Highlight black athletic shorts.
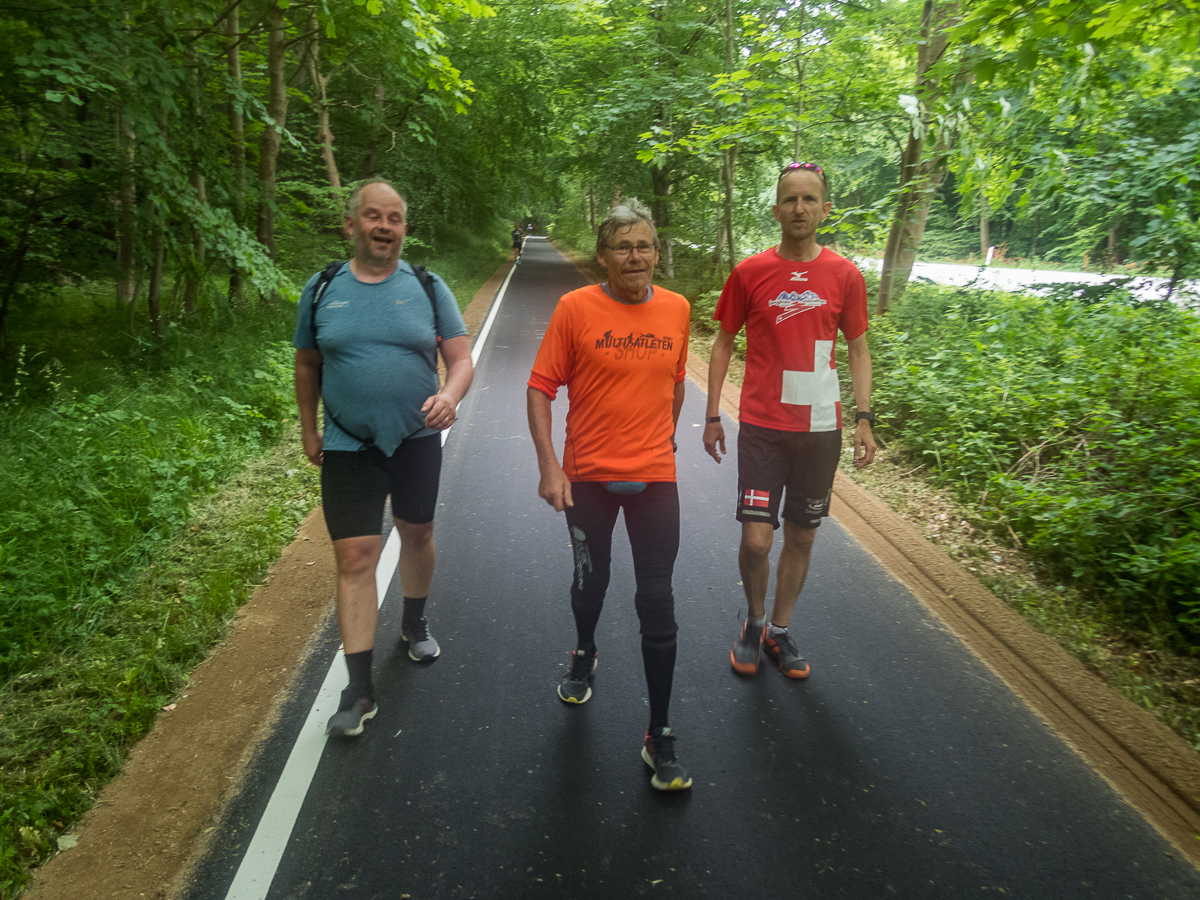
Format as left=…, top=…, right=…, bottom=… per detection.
left=736, top=423, right=842, bottom=529
left=320, top=434, right=442, bottom=540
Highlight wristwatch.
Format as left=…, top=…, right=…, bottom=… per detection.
left=855, top=411, right=876, bottom=426
left=706, top=416, right=721, bottom=424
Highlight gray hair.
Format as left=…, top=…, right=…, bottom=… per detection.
left=596, top=198, right=657, bottom=255
left=348, top=179, right=407, bottom=220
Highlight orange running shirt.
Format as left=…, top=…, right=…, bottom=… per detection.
left=528, top=283, right=690, bottom=482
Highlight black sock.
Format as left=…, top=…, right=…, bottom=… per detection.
left=344, top=649, right=374, bottom=702
left=576, top=641, right=597, bottom=656
left=402, top=596, right=427, bottom=630
left=642, top=636, right=677, bottom=731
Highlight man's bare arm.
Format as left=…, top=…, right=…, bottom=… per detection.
left=294, top=348, right=324, bottom=467
left=423, top=335, right=474, bottom=430
left=527, top=387, right=573, bottom=511
left=846, top=332, right=876, bottom=469
left=702, top=329, right=735, bottom=463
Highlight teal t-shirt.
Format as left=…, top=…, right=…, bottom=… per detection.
left=292, top=261, right=468, bottom=455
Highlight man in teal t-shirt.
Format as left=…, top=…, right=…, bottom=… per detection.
left=293, top=179, right=473, bottom=737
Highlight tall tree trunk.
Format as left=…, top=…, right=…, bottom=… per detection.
left=722, top=146, right=737, bottom=275
left=184, top=52, right=207, bottom=315
left=359, top=82, right=386, bottom=178
left=875, top=0, right=959, bottom=315
left=720, top=0, right=738, bottom=276
left=793, top=1, right=807, bottom=160
left=980, top=207, right=990, bottom=259
left=228, top=5, right=245, bottom=302
left=116, top=105, right=137, bottom=309
left=651, top=163, right=675, bottom=279
left=255, top=0, right=289, bottom=261
left=147, top=219, right=164, bottom=338
left=184, top=171, right=206, bottom=314
left=588, top=185, right=596, bottom=233
left=307, top=17, right=341, bottom=189
left=0, top=174, right=45, bottom=355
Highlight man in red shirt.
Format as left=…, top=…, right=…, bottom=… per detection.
left=703, top=162, right=876, bottom=680
left=527, top=199, right=693, bottom=790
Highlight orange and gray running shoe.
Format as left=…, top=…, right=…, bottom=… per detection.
left=763, top=628, right=810, bottom=679
left=730, top=618, right=765, bottom=675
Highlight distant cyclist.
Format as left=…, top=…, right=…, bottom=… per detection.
left=527, top=199, right=693, bottom=791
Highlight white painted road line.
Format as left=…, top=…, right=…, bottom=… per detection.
left=222, top=261, right=517, bottom=899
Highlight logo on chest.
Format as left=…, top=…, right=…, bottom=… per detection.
left=594, top=330, right=674, bottom=361
left=769, top=290, right=826, bottom=324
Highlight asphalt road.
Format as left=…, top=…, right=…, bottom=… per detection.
left=185, top=239, right=1200, bottom=899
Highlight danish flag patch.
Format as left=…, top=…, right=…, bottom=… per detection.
left=742, top=489, right=771, bottom=509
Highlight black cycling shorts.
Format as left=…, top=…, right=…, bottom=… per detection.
left=736, top=423, right=842, bottom=530
left=321, top=435, right=442, bottom=540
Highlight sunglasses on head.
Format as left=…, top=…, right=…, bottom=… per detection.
left=778, top=161, right=826, bottom=183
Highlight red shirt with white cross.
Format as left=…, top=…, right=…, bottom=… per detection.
left=714, top=246, right=868, bottom=433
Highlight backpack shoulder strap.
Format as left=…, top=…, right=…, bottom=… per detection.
left=409, top=264, right=441, bottom=340
left=309, top=260, right=347, bottom=342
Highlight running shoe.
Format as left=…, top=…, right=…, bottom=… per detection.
left=400, top=616, right=441, bottom=663
left=557, top=650, right=597, bottom=704
left=326, top=689, right=377, bottom=737
left=641, top=727, right=693, bottom=791
left=763, top=628, right=810, bottom=679
left=730, top=618, right=765, bottom=675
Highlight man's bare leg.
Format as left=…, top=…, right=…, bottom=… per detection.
left=328, top=533, right=384, bottom=734
left=737, top=521, right=775, bottom=618
left=395, top=518, right=440, bottom=661
left=332, top=534, right=384, bottom=654
left=769, top=521, right=817, bottom=627
left=763, top=521, right=816, bottom=679
left=394, top=518, right=435, bottom=597
left=732, top=521, right=775, bottom=673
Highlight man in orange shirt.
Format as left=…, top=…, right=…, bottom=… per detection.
left=527, top=200, right=693, bottom=791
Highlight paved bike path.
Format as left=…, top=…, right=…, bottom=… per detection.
left=185, top=240, right=1200, bottom=899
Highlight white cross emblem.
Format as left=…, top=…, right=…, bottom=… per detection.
left=780, top=339, right=840, bottom=430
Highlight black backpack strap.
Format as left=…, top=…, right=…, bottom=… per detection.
left=409, top=263, right=441, bottom=340
left=309, top=260, right=347, bottom=344
left=307, top=260, right=374, bottom=447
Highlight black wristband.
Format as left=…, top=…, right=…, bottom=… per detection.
left=706, top=416, right=721, bottom=424
left=855, top=411, right=876, bottom=426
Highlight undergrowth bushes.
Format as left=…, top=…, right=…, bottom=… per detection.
left=871, top=284, right=1200, bottom=637
left=0, top=313, right=296, bottom=683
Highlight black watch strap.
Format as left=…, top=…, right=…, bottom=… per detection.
left=706, top=415, right=721, bottom=424
left=855, top=411, right=876, bottom=426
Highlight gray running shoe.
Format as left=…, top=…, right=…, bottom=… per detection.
left=730, top=618, right=764, bottom=675
left=401, top=616, right=441, bottom=662
left=763, top=628, right=810, bottom=679
left=557, top=650, right=597, bottom=704
left=642, top=727, right=693, bottom=791
left=326, top=690, right=377, bottom=737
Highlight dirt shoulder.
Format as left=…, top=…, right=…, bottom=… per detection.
left=22, top=253, right=1200, bottom=900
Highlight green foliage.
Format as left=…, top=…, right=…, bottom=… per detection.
left=0, top=305, right=300, bottom=684
left=872, top=284, right=1200, bottom=635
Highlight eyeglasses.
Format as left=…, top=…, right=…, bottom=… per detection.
left=607, top=242, right=657, bottom=258
left=778, top=161, right=826, bottom=183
